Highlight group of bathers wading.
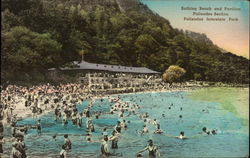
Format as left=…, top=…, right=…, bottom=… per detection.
left=0, top=84, right=219, bottom=158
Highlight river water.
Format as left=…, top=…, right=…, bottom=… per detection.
left=3, top=87, right=249, bottom=157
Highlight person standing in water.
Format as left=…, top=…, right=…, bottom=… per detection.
left=59, top=144, right=67, bottom=158
left=109, top=130, right=119, bottom=153
left=64, top=134, right=72, bottom=151
left=138, top=139, right=161, bottom=158
left=114, top=121, right=122, bottom=134
left=101, top=137, right=110, bottom=157
left=37, top=119, right=42, bottom=135
left=102, top=128, right=108, bottom=140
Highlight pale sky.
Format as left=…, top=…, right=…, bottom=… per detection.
left=141, top=0, right=249, bottom=59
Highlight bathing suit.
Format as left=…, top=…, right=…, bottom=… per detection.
left=116, top=125, right=121, bottom=133
left=101, top=142, right=109, bottom=156
left=111, top=137, right=118, bottom=149
left=37, top=124, right=41, bottom=130
left=148, top=145, right=157, bottom=158
left=32, top=107, right=37, bottom=113
left=86, top=111, right=90, bottom=117
left=65, top=139, right=72, bottom=150
left=60, top=150, right=66, bottom=158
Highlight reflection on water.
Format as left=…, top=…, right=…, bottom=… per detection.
left=4, top=89, right=249, bottom=157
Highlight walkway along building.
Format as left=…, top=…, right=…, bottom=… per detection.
left=48, top=60, right=162, bottom=91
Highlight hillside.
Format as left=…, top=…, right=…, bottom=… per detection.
left=1, top=0, right=249, bottom=84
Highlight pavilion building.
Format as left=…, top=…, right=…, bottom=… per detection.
left=48, top=60, right=162, bottom=90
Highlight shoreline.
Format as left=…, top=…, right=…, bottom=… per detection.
left=3, top=84, right=249, bottom=124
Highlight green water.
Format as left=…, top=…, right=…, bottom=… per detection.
left=189, top=87, right=249, bottom=127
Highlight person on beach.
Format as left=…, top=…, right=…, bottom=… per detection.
left=138, top=139, right=161, bottom=158
left=77, top=112, right=83, bottom=128
left=54, top=105, right=61, bottom=122
left=31, top=105, right=38, bottom=119
left=60, top=144, right=67, bottom=158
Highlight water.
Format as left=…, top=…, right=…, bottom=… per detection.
left=3, top=88, right=249, bottom=157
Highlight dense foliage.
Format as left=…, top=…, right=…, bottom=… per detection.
left=1, top=0, right=249, bottom=84
left=163, top=65, right=186, bottom=84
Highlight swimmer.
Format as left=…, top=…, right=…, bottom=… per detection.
left=138, top=139, right=161, bottom=158
left=121, top=120, right=127, bottom=130
left=175, top=131, right=187, bottom=140
left=202, top=127, right=211, bottom=135
left=86, top=133, right=92, bottom=142
left=151, top=119, right=158, bottom=127
left=52, top=134, right=57, bottom=141
left=136, top=153, right=143, bottom=158
left=141, top=125, right=149, bottom=134
left=154, top=124, right=163, bottom=134
left=211, top=129, right=218, bottom=135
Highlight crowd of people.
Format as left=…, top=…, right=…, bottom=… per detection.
left=0, top=83, right=219, bottom=158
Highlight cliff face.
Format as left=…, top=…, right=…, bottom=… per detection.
left=185, top=30, right=214, bottom=45
left=42, top=0, right=151, bottom=13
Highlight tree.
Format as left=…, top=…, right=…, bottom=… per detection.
left=162, top=65, right=186, bottom=84
left=1, top=26, right=62, bottom=81
left=79, top=49, right=87, bottom=61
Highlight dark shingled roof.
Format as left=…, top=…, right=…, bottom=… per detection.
left=49, top=60, right=160, bottom=74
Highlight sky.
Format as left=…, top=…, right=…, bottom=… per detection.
left=141, top=0, right=249, bottom=59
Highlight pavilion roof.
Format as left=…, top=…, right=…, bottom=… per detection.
left=49, top=60, right=160, bottom=74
